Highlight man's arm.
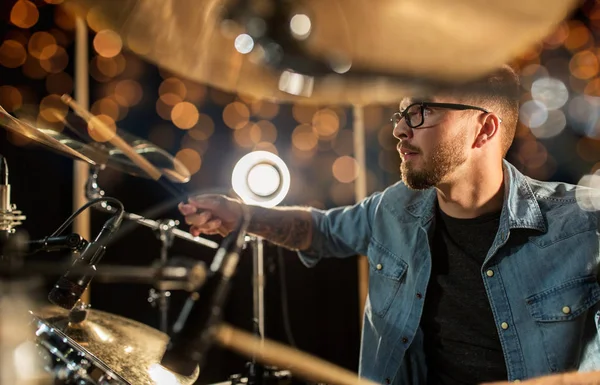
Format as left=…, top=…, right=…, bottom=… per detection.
left=247, top=205, right=313, bottom=251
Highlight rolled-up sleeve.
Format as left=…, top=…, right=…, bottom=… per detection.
left=297, top=192, right=382, bottom=267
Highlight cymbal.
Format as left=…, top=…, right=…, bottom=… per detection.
left=0, top=105, right=190, bottom=183
left=32, top=306, right=200, bottom=385
left=61, top=0, right=577, bottom=105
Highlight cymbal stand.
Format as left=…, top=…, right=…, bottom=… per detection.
left=225, top=235, right=290, bottom=385
left=85, top=167, right=218, bottom=249
left=148, top=218, right=177, bottom=332
left=85, top=167, right=218, bottom=332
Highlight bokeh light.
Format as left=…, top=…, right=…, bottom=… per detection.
left=332, top=156, right=359, bottom=183
left=10, top=1, right=39, bottom=29
left=39, top=45, right=68, bottom=73
left=569, top=50, right=599, bottom=79
left=256, top=120, right=277, bottom=143
left=530, top=77, right=569, bottom=109
left=519, top=100, right=548, bottom=128
left=529, top=109, right=567, bottom=139
left=91, top=97, right=121, bottom=122
left=576, top=173, right=600, bottom=211
left=171, top=102, right=199, bottom=130
left=175, top=148, right=202, bottom=175
left=223, top=102, right=250, bottom=129
left=233, top=123, right=261, bottom=148
left=39, top=94, right=68, bottom=123
left=0, top=86, right=23, bottom=112
left=28, top=32, right=57, bottom=60
left=88, top=114, right=117, bottom=142
left=114, top=80, right=143, bottom=107
left=312, top=108, right=340, bottom=139
left=22, top=54, right=47, bottom=79
left=93, top=29, right=123, bottom=58
left=0, top=40, right=27, bottom=68
left=292, top=124, right=318, bottom=151
left=159, top=78, right=187, bottom=106
left=188, top=114, right=215, bottom=140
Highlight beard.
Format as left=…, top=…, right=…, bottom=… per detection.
left=400, top=131, right=468, bottom=190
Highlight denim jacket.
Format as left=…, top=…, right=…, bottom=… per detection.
left=298, top=160, right=600, bottom=384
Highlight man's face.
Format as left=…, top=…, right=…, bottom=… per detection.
left=393, top=97, right=473, bottom=190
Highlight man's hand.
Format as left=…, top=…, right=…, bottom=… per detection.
left=179, top=194, right=243, bottom=237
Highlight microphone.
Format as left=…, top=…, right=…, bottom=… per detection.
left=0, top=155, right=25, bottom=235
left=160, top=213, right=249, bottom=376
left=26, top=233, right=87, bottom=253
left=0, top=155, right=26, bottom=260
left=47, top=211, right=123, bottom=310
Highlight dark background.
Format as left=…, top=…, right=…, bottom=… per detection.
left=2, top=1, right=600, bottom=384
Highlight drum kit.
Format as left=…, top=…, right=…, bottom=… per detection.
left=0, top=98, right=376, bottom=385
left=0, top=0, right=590, bottom=383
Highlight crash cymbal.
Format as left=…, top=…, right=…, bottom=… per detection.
left=61, top=0, right=577, bottom=105
left=0, top=105, right=101, bottom=166
left=0, top=105, right=190, bottom=183
left=32, top=306, right=199, bottom=385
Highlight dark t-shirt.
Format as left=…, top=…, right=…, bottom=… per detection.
left=421, top=207, right=508, bottom=385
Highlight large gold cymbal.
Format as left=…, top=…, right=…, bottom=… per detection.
left=32, top=306, right=200, bottom=385
left=62, top=0, right=577, bottom=105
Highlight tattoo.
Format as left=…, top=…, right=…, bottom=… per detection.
left=247, top=206, right=313, bottom=250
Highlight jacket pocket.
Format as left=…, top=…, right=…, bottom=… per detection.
left=367, top=241, right=408, bottom=318
left=526, top=275, right=600, bottom=371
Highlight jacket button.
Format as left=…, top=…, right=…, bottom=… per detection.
left=562, top=306, right=571, bottom=314
left=486, top=269, right=494, bottom=277
left=385, top=378, right=391, bottom=384
left=402, top=337, right=408, bottom=343
left=376, top=263, right=383, bottom=270
left=501, top=322, right=509, bottom=330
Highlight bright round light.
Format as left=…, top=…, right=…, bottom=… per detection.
left=290, top=14, right=311, bottom=39
left=247, top=164, right=281, bottom=197
left=232, top=151, right=290, bottom=207
left=519, top=100, right=548, bottom=128
left=531, top=77, right=569, bottom=110
left=234, top=33, right=254, bottom=54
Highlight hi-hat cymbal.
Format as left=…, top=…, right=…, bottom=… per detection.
left=32, top=306, right=199, bottom=385
left=0, top=106, right=190, bottom=183
left=62, top=0, right=577, bottom=105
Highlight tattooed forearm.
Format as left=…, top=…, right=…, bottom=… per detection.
left=247, top=205, right=313, bottom=251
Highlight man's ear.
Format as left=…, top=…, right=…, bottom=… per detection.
left=474, top=113, right=501, bottom=148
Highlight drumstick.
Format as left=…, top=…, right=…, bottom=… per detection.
left=61, top=94, right=185, bottom=198
left=61, top=94, right=162, bottom=181
left=215, top=323, right=381, bottom=385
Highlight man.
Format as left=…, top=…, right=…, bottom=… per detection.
left=179, top=65, right=600, bottom=385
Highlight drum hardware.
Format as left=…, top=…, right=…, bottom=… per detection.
left=47, top=196, right=125, bottom=310
left=160, top=204, right=251, bottom=376
left=0, top=155, right=26, bottom=260
left=86, top=166, right=218, bottom=332
left=148, top=218, right=178, bottom=333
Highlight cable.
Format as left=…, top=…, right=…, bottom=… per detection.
left=50, top=197, right=125, bottom=237
left=276, top=245, right=297, bottom=348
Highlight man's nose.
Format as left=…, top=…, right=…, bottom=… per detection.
left=393, top=121, right=412, bottom=140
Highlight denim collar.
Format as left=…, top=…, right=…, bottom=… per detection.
left=404, top=160, right=547, bottom=233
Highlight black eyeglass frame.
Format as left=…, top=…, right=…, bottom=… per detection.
left=391, top=102, right=500, bottom=129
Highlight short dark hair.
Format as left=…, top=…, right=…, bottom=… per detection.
left=451, top=65, right=521, bottom=156
left=399, top=65, right=521, bottom=157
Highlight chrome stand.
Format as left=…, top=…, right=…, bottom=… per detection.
left=85, top=167, right=218, bottom=332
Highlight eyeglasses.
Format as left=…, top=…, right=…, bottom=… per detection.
left=390, top=102, right=499, bottom=129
